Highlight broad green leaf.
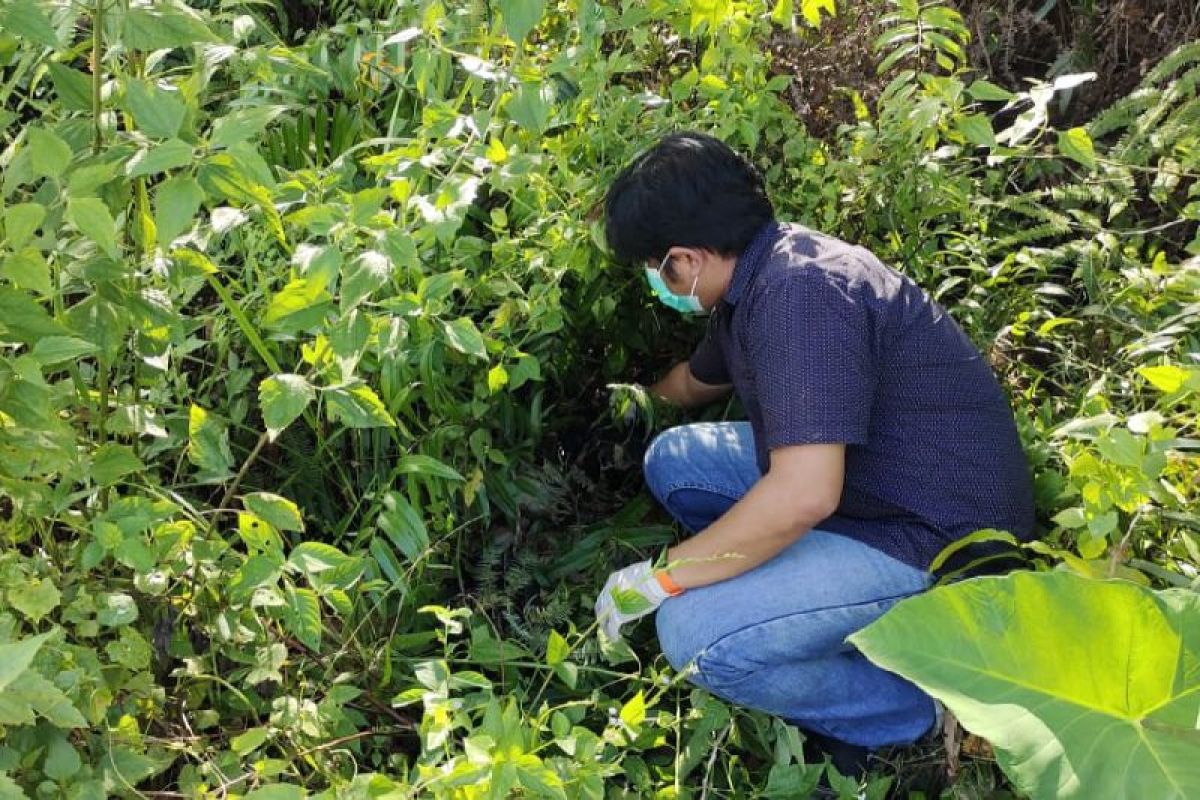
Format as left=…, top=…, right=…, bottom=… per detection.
left=469, top=633, right=532, bottom=665
left=105, top=628, right=152, bottom=670
left=47, top=62, right=92, bottom=111
left=154, top=174, right=203, bottom=245
left=770, top=0, right=793, bottom=27
left=851, top=571, right=1200, bottom=800
left=377, top=491, right=429, bottom=562
left=231, top=727, right=269, bottom=756
left=508, top=355, right=541, bottom=389
left=124, top=79, right=186, bottom=138
left=243, top=492, right=304, bottom=533
left=91, top=444, right=144, bottom=486
left=340, top=250, right=391, bottom=311
left=967, top=80, right=1016, bottom=102
left=689, top=0, right=732, bottom=33
left=292, top=243, right=342, bottom=290
left=956, top=113, right=996, bottom=148
left=259, top=374, right=314, bottom=440
left=396, top=454, right=463, bottom=481
left=505, top=82, right=552, bottom=134
left=1138, top=365, right=1194, bottom=394
left=283, top=587, right=322, bottom=650
left=210, top=105, right=286, bottom=150
left=0, top=0, right=59, bottom=48
left=1058, top=127, right=1097, bottom=170
left=27, top=127, right=71, bottom=178
left=800, top=0, right=835, bottom=27
left=114, top=536, right=155, bottom=573
left=1052, top=507, right=1087, bottom=529
left=0, top=249, right=52, bottom=297
left=442, top=317, right=487, bottom=359
left=0, top=671, right=86, bottom=727
left=485, top=137, right=508, bottom=163
left=96, top=593, right=138, bottom=627
left=7, top=578, right=59, bottom=622
left=487, top=365, right=508, bottom=393
left=63, top=294, right=126, bottom=362
left=262, top=278, right=332, bottom=332
left=126, top=138, right=195, bottom=178
left=0, top=632, right=49, bottom=693
left=3, top=202, right=45, bottom=249
left=611, top=587, right=653, bottom=615
left=31, top=336, right=96, bottom=366
left=122, top=1, right=219, bottom=50
left=43, top=736, right=82, bottom=780
left=546, top=630, right=569, bottom=665
left=0, top=288, right=67, bottom=343
left=238, top=512, right=284, bottom=553
left=500, top=0, right=543, bottom=42
left=187, top=404, right=234, bottom=476
left=287, top=542, right=353, bottom=576
left=229, top=553, right=283, bottom=604
left=325, top=385, right=395, bottom=429
left=0, top=773, right=23, bottom=797
left=620, top=690, right=646, bottom=727
left=243, top=784, right=305, bottom=800
left=67, top=197, right=119, bottom=259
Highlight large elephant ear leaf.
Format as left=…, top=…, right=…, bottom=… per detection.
left=849, top=570, right=1200, bottom=800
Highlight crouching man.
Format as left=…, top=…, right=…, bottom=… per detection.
left=593, top=131, right=1034, bottom=771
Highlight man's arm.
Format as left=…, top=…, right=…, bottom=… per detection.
left=649, top=361, right=732, bottom=409
left=661, top=443, right=844, bottom=589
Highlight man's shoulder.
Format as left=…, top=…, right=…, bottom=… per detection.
left=755, top=222, right=903, bottom=298
left=770, top=222, right=890, bottom=273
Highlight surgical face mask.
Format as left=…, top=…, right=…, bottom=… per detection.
left=645, top=252, right=706, bottom=315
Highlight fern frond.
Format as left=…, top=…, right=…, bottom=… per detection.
left=1142, top=40, right=1200, bottom=87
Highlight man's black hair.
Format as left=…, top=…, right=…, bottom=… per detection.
left=604, top=131, right=774, bottom=266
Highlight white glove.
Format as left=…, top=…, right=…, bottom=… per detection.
left=594, top=559, right=683, bottom=641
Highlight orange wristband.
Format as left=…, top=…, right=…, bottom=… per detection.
left=655, top=569, right=685, bottom=597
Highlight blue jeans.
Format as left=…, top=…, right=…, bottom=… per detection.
left=645, top=422, right=937, bottom=748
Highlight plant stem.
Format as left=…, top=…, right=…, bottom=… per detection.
left=218, top=431, right=269, bottom=512
left=91, top=0, right=104, bottom=154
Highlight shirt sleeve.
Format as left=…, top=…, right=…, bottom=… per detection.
left=744, top=269, right=878, bottom=449
left=688, top=321, right=731, bottom=386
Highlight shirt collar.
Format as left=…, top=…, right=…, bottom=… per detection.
left=725, top=220, right=781, bottom=306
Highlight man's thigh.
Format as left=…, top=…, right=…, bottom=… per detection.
left=654, top=530, right=933, bottom=680
left=643, top=421, right=762, bottom=532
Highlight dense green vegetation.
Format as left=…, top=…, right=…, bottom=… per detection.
left=0, top=0, right=1197, bottom=797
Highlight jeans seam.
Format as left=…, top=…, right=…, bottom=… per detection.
left=688, top=589, right=926, bottom=687
left=662, top=481, right=745, bottom=500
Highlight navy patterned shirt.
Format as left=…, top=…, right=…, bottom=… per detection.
left=689, top=221, right=1035, bottom=570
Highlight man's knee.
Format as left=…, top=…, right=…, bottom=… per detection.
left=643, top=426, right=689, bottom=504
left=654, top=596, right=706, bottom=675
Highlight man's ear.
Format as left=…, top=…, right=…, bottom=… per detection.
left=665, top=247, right=705, bottom=282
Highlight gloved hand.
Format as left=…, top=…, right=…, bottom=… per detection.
left=594, top=559, right=684, bottom=641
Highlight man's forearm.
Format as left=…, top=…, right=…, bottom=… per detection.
left=648, top=361, right=694, bottom=407
left=662, top=471, right=827, bottom=589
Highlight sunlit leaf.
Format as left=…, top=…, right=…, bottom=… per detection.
left=243, top=492, right=304, bottom=533
left=851, top=571, right=1200, bottom=799
left=125, top=79, right=187, bottom=139
left=259, top=374, right=314, bottom=440
left=1058, top=127, right=1097, bottom=170
left=27, top=127, right=71, bottom=178
left=187, top=404, right=234, bottom=477
left=500, top=0, right=543, bottom=42
left=442, top=317, right=487, bottom=359
left=0, top=0, right=59, bottom=48
left=325, top=384, right=395, bottom=428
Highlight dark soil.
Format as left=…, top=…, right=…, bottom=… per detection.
left=766, top=0, right=1200, bottom=138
